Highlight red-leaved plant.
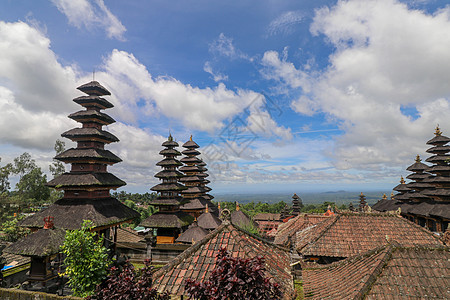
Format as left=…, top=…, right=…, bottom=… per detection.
left=185, top=248, right=283, bottom=300
left=87, top=259, right=169, bottom=300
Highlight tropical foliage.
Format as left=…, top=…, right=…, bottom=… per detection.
left=61, top=220, right=110, bottom=298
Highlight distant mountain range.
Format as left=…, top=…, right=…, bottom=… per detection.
left=213, top=191, right=390, bottom=205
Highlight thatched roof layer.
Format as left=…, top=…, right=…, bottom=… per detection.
left=4, top=229, right=66, bottom=257
left=47, top=172, right=126, bottom=188
left=55, top=148, right=122, bottom=164
left=140, top=212, right=194, bottom=228
left=20, top=197, right=138, bottom=230
left=62, top=128, right=119, bottom=143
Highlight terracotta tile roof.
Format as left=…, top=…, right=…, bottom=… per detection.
left=274, top=214, right=331, bottom=247
left=116, top=227, right=144, bottom=244
left=297, top=213, right=444, bottom=258
left=303, top=245, right=450, bottom=299
left=152, top=221, right=294, bottom=298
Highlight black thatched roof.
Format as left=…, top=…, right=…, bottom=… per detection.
left=159, top=148, right=181, bottom=156
left=406, top=173, right=430, bottom=181
left=154, top=170, right=184, bottom=179
left=427, top=165, right=450, bottom=173
left=140, top=212, right=194, bottom=228
left=151, top=182, right=186, bottom=192
left=182, top=139, right=199, bottom=148
left=69, top=110, right=115, bottom=125
left=180, top=156, right=201, bottom=164
left=425, top=155, right=450, bottom=163
left=4, top=228, right=66, bottom=257
left=77, top=81, right=111, bottom=96
left=73, top=95, right=113, bottom=109
left=175, top=223, right=208, bottom=244
left=180, top=197, right=214, bottom=211
left=182, top=186, right=210, bottom=194
left=62, top=128, right=119, bottom=143
left=406, top=161, right=428, bottom=172
left=149, top=198, right=182, bottom=206
left=426, top=145, right=450, bottom=154
left=20, top=197, right=139, bottom=230
left=179, top=165, right=201, bottom=172
left=179, top=176, right=202, bottom=183
left=404, top=201, right=450, bottom=219
left=156, top=158, right=182, bottom=167
left=47, top=172, right=126, bottom=189
left=371, top=198, right=402, bottom=212
left=231, top=210, right=256, bottom=228
left=181, top=149, right=200, bottom=156
left=55, top=148, right=122, bottom=164
left=426, top=135, right=450, bottom=145
left=197, top=211, right=222, bottom=230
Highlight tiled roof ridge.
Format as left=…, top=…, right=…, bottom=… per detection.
left=153, top=222, right=229, bottom=278
left=298, top=214, right=340, bottom=252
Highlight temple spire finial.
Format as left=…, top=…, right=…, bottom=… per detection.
left=382, top=193, right=387, bottom=200
left=435, top=124, right=442, bottom=136
left=236, top=201, right=240, bottom=211
left=190, top=135, right=193, bottom=141
left=390, top=192, right=394, bottom=199
left=415, top=155, right=421, bottom=163
left=400, top=175, right=405, bottom=184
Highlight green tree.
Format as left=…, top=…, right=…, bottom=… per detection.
left=13, top=152, right=37, bottom=179
left=49, top=139, right=66, bottom=178
left=61, top=220, right=110, bottom=298
left=15, top=167, right=50, bottom=204
left=0, top=215, right=30, bottom=242
left=0, top=158, right=13, bottom=193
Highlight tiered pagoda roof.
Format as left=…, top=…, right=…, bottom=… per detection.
left=179, top=136, right=217, bottom=216
left=291, top=193, right=302, bottom=216
left=403, top=155, right=434, bottom=201
left=21, top=81, right=138, bottom=230
left=140, top=135, right=192, bottom=230
left=358, top=192, right=368, bottom=212
left=197, top=205, right=222, bottom=231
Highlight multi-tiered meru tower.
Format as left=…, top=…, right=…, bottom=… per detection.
left=140, top=135, right=193, bottom=244
left=179, top=136, right=218, bottom=217
left=20, top=81, right=138, bottom=231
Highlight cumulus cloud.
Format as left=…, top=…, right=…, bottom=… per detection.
left=267, top=10, right=304, bottom=36
left=98, top=49, right=280, bottom=134
left=51, top=0, right=126, bottom=40
left=0, top=21, right=79, bottom=150
left=263, top=0, right=450, bottom=171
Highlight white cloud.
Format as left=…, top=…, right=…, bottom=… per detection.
left=209, top=33, right=251, bottom=60
left=99, top=49, right=269, bottom=134
left=261, top=50, right=311, bottom=93
left=264, top=0, right=450, bottom=171
left=51, top=0, right=126, bottom=40
left=267, top=10, right=304, bottom=36
left=203, top=61, right=228, bottom=82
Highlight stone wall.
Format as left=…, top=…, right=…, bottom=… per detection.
left=0, top=288, right=82, bottom=300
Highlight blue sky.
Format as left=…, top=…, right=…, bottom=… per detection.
left=0, top=0, right=450, bottom=195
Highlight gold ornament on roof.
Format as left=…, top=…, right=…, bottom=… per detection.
left=415, top=155, right=421, bottom=163
left=390, top=192, right=394, bottom=199
left=400, top=176, right=405, bottom=184
left=382, top=193, right=387, bottom=200
left=190, top=135, right=193, bottom=141
left=435, top=125, right=442, bottom=136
